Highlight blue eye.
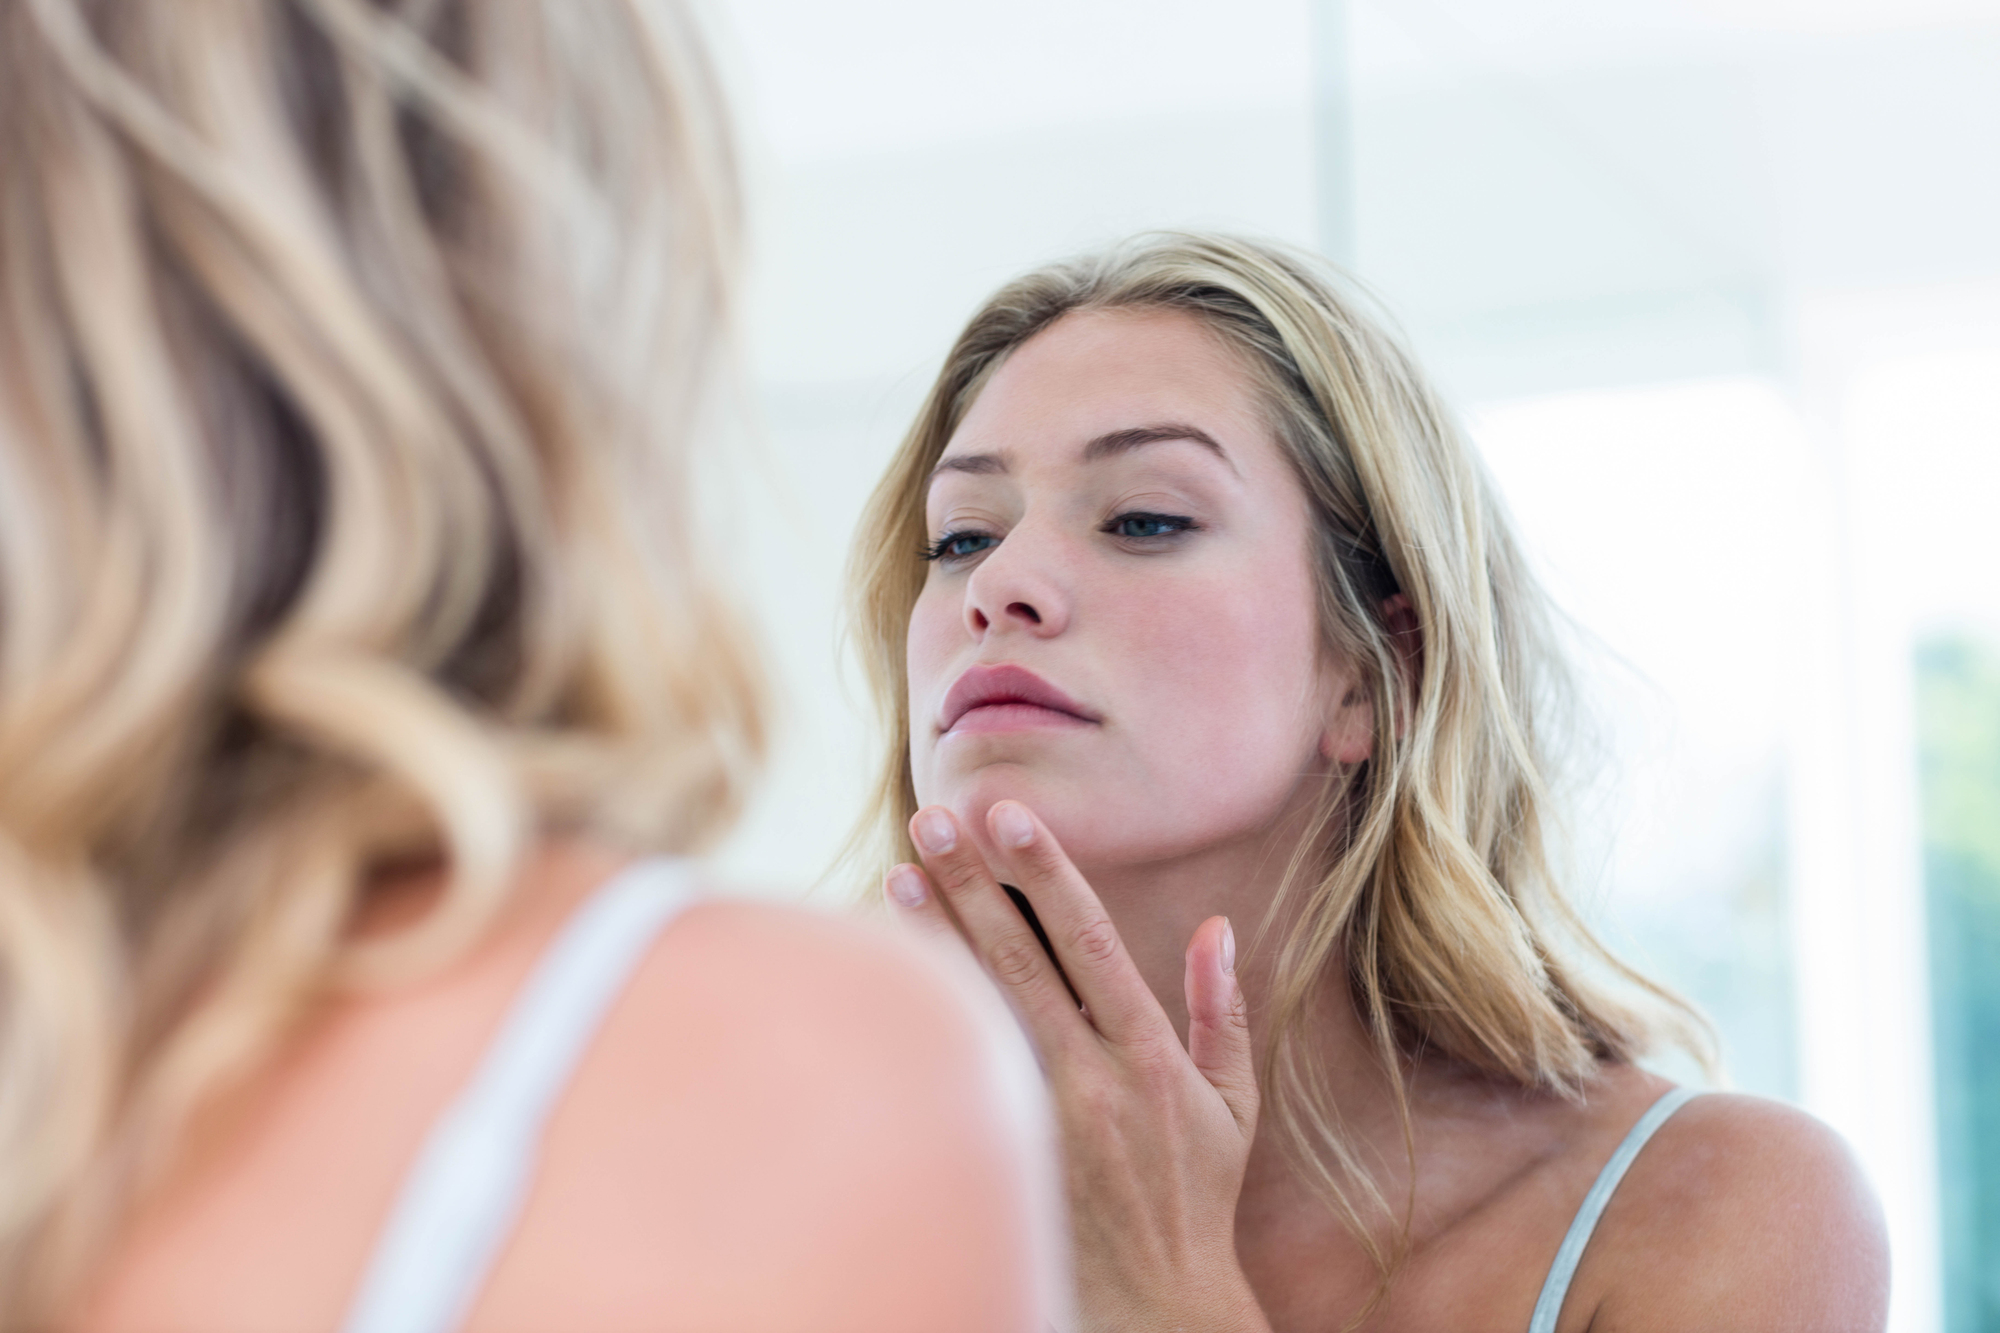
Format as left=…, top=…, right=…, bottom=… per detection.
left=921, top=530, right=998, bottom=563
left=1106, top=511, right=1197, bottom=540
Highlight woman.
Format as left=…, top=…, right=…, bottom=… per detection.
left=0, top=2, right=1046, bottom=1330
left=853, top=232, right=1888, bottom=1331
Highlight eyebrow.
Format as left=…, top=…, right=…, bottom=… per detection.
left=928, top=421, right=1234, bottom=483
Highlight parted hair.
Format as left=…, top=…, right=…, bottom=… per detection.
left=848, top=231, right=1709, bottom=1281
left=0, top=0, right=759, bottom=1320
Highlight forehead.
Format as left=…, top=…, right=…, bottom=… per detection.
left=941, top=307, right=1269, bottom=466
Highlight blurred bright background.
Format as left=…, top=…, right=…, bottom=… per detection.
left=698, top=2, right=2000, bottom=1329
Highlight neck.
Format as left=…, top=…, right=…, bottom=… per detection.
left=1076, top=787, right=1329, bottom=1048
left=1079, top=828, right=1296, bottom=1042
left=1078, top=803, right=1416, bottom=1216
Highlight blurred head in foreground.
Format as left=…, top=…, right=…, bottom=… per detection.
left=0, top=0, right=758, bottom=1314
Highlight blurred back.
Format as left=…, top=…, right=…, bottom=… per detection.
left=0, top=0, right=762, bottom=1321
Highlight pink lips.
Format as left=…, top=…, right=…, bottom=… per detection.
left=940, top=663, right=1099, bottom=737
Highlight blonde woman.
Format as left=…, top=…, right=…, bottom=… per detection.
left=0, top=2, right=1047, bottom=1331
left=854, top=232, right=1889, bottom=1331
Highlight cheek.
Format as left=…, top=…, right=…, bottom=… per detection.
left=907, top=583, right=958, bottom=682
left=1115, top=569, right=1323, bottom=762
left=905, top=584, right=960, bottom=796
left=1077, top=559, right=1327, bottom=852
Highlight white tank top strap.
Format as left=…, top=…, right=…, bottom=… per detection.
left=340, top=856, right=698, bottom=1333
left=1526, top=1085, right=1703, bottom=1333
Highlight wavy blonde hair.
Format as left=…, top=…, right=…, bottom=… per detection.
left=0, top=0, right=759, bottom=1320
left=849, top=232, right=1709, bottom=1288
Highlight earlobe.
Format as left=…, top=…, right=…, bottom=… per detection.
left=1320, top=683, right=1376, bottom=766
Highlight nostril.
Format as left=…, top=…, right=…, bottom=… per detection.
left=1007, top=601, right=1041, bottom=625
left=970, top=607, right=990, bottom=631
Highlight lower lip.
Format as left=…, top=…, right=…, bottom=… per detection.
left=945, top=703, right=1095, bottom=736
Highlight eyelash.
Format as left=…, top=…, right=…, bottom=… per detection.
left=920, top=530, right=998, bottom=563
left=919, top=511, right=1200, bottom=563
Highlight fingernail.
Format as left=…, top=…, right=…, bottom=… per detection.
left=886, top=865, right=927, bottom=908
left=992, top=802, right=1034, bottom=849
left=914, top=809, right=957, bottom=855
left=1221, top=918, right=1237, bottom=975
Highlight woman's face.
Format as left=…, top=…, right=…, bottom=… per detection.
left=907, top=306, right=1369, bottom=872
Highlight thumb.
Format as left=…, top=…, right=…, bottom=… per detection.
left=1184, top=915, right=1258, bottom=1139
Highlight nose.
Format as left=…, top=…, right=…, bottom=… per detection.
left=961, top=523, right=1071, bottom=640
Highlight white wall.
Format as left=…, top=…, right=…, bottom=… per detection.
left=706, top=0, right=1320, bottom=891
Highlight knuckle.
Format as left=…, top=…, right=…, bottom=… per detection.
left=932, top=855, right=988, bottom=899
left=1188, top=1011, right=1231, bottom=1043
left=1071, top=915, right=1122, bottom=968
left=985, top=935, right=1046, bottom=989
left=1215, top=1000, right=1252, bottom=1034
left=1021, top=838, right=1069, bottom=878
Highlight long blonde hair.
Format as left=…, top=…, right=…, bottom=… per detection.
left=849, top=232, right=1708, bottom=1282
left=0, top=0, right=759, bottom=1319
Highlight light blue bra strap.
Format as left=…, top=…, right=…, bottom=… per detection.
left=1527, top=1085, right=1702, bottom=1333
left=340, top=857, right=696, bottom=1333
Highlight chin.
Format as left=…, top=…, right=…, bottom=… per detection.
left=934, top=763, right=1151, bottom=874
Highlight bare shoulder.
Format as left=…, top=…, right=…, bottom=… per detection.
left=589, top=893, right=1029, bottom=1162
left=658, top=897, right=989, bottom=1041
left=1583, top=1090, right=1888, bottom=1333
left=486, top=895, right=1045, bottom=1333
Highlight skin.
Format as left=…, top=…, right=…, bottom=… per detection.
left=888, top=306, right=1889, bottom=1332
left=78, top=840, right=1043, bottom=1333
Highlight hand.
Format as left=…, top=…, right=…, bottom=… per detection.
left=885, top=800, right=1271, bottom=1333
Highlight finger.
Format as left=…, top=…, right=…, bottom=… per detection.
left=909, top=806, right=1091, bottom=1046
left=1185, top=915, right=1258, bottom=1139
left=883, top=863, right=972, bottom=953
left=984, top=800, right=1172, bottom=1051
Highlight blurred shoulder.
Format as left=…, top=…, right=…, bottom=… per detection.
left=505, top=890, right=1048, bottom=1329
left=651, top=894, right=994, bottom=1061
left=593, top=888, right=1034, bottom=1142
left=1586, top=1089, right=1888, bottom=1332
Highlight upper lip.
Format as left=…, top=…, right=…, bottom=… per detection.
left=940, top=663, right=1100, bottom=733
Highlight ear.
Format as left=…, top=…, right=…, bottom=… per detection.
left=1381, top=593, right=1422, bottom=737
left=1317, top=594, right=1422, bottom=765
left=1320, top=674, right=1376, bottom=766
